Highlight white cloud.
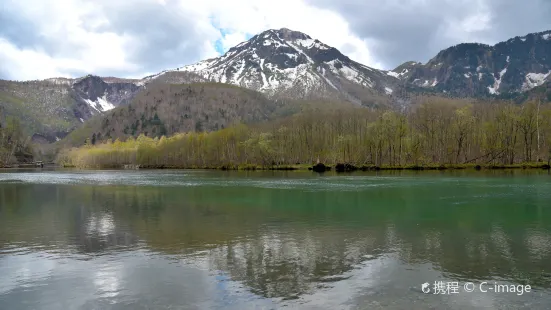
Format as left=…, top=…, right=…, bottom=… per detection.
left=444, top=1, right=493, bottom=42
left=2, top=0, right=548, bottom=80
left=0, top=0, right=141, bottom=79
left=0, top=38, right=65, bottom=80
left=0, top=0, right=382, bottom=80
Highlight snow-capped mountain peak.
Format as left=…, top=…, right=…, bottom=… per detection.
left=155, top=28, right=399, bottom=102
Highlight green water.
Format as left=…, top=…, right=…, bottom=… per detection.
left=1, top=169, right=551, bottom=309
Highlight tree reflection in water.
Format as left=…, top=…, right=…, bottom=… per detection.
left=0, top=171, right=551, bottom=306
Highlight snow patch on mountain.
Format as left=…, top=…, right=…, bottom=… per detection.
left=84, top=99, right=101, bottom=114
left=522, top=71, right=551, bottom=90
left=97, top=95, right=115, bottom=111
left=259, top=58, right=268, bottom=89
left=285, top=53, right=298, bottom=61
left=314, top=42, right=330, bottom=50
left=84, top=95, right=115, bottom=114
left=140, top=71, right=167, bottom=83
left=185, top=60, right=213, bottom=71
left=488, top=68, right=507, bottom=94
left=542, top=33, right=550, bottom=40
left=386, top=71, right=400, bottom=78
left=386, top=69, right=408, bottom=79
left=263, top=39, right=282, bottom=47
left=296, top=38, right=314, bottom=48
left=233, top=60, right=246, bottom=84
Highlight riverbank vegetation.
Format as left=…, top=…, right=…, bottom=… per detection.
left=57, top=100, right=551, bottom=170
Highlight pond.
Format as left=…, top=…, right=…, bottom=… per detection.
left=1, top=169, right=550, bottom=309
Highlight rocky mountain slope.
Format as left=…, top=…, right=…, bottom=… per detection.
left=391, top=30, right=551, bottom=97
left=158, top=28, right=401, bottom=106
left=153, top=28, right=551, bottom=102
left=71, top=75, right=141, bottom=118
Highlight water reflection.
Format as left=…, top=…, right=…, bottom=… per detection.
left=0, top=171, right=551, bottom=309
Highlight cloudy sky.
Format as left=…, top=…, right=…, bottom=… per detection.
left=1, top=0, right=550, bottom=81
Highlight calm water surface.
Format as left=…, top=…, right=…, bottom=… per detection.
left=1, top=169, right=551, bottom=309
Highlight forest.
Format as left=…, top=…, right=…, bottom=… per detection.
left=57, top=99, right=551, bottom=170
left=0, top=116, right=34, bottom=167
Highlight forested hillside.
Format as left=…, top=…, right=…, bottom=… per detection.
left=0, top=76, right=144, bottom=143
left=58, top=99, right=551, bottom=169
left=0, top=114, right=34, bottom=166
left=0, top=79, right=79, bottom=142
left=60, top=83, right=288, bottom=147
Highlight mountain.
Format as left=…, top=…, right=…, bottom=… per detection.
left=60, top=83, right=284, bottom=147
left=150, top=28, right=551, bottom=101
left=71, top=75, right=141, bottom=118
left=392, top=30, right=551, bottom=97
left=0, top=68, right=218, bottom=142
left=154, top=28, right=402, bottom=106
left=0, top=76, right=145, bottom=143
left=3, top=27, right=551, bottom=150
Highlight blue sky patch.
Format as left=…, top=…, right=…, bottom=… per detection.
left=213, top=27, right=253, bottom=55
left=214, top=38, right=225, bottom=54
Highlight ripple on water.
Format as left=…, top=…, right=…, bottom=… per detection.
left=0, top=179, right=24, bottom=183
left=0, top=171, right=202, bottom=187
left=0, top=171, right=456, bottom=190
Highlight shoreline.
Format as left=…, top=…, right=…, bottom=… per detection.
left=56, top=163, right=551, bottom=171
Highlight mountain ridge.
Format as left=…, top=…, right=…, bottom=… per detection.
left=148, top=27, right=551, bottom=101
left=2, top=27, right=551, bottom=146
left=158, top=28, right=402, bottom=106
left=391, top=29, right=551, bottom=96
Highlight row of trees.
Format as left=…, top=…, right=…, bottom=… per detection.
left=58, top=100, right=551, bottom=168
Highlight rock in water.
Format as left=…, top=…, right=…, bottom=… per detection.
left=335, top=163, right=358, bottom=172
left=312, top=163, right=328, bottom=172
